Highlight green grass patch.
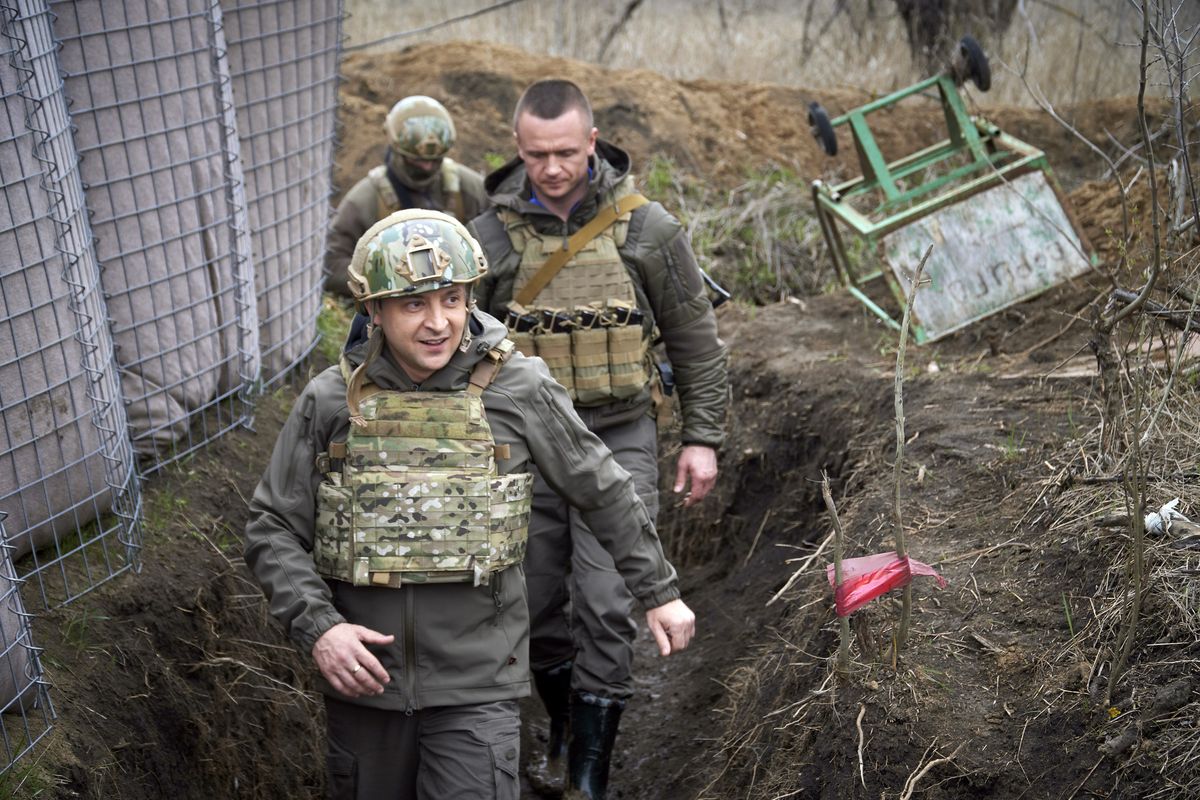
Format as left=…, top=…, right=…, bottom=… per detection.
left=0, top=748, right=57, bottom=797
left=484, top=152, right=508, bottom=171
left=317, top=294, right=356, bottom=366
left=637, top=157, right=833, bottom=304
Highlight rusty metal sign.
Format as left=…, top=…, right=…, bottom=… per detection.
left=881, top=171, right=1094, bottom=342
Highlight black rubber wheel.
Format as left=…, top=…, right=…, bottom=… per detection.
left=958, top=35, right=991, bottom=92
left=808, top=102, right=837, bottom=156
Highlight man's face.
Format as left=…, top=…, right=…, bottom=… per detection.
left=372, top=285, right=468, bottom=383
left=514, top=107, right=597, bottom=204
left=401, top=155, right=442, bottom=182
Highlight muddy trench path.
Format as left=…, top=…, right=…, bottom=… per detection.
left=591, top=295, right=1106, bottom=800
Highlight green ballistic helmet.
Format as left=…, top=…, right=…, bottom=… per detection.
left=384, top=95, right=456, bottom=160
left=347, top=209, right=488, bottom=308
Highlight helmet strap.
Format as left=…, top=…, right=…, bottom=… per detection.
left=346, top=325, right=384, bottom=427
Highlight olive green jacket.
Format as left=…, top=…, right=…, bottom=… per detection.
left=243, top=310, right=679, bottom=711
left=324, top=156, right=489, bottom=297
left=468, top=140, right=728, bottom=448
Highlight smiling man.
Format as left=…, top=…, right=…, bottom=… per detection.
left=244, top=210, right=694, bottom=799
left=468, top=80, right=729, bottom=800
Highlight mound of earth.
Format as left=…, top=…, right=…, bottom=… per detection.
left=335, top=41, right=1158, bottom=198
left=25, top=40, right=1185, bottom=800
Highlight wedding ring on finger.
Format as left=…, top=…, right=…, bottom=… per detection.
left=351, top=663, right=361, bottom=674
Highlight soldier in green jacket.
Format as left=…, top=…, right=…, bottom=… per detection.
left=468, top=80, right=728, bottom=799
left=324, top=95, right=489, bottom=297
left=244, top=210, right=694, bottom=799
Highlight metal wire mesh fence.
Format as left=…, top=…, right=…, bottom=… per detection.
left=223, top=0, right=341, bottom=383
left=0, top=514, right=52, bottom=776
left=51, top=0, right=260, bottom=474
left=0, top=0, right=342, bottom=775
left=0, top=0, right=143, bottom=610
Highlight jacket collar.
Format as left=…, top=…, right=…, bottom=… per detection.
left=484, top=139, right=632, bottom=232
left=344, top=308, right=508, bottom=392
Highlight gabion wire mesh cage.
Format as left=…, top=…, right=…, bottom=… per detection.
left=0, top=0, right=143, bottom=610
left=49, top=0, right=261, bottom=475
left=0, top=513, right=53, bottom=776
left=223, top=0, right=341, bottom=384
left=0, top=0, right=343, bottom=777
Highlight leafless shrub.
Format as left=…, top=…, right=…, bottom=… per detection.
left=344, top=0, right=1193, bottom=109
left=1026, top=5, right=1200, bottom=796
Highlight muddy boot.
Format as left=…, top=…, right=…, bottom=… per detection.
left=566, top=692, right=624, bottom=800
left=527, top=661, right=573, bottom=797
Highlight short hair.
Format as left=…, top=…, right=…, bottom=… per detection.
left=512, top=79, right=594, bottom=130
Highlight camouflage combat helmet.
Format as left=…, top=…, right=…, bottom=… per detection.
left=384, top=95, right=456, bottom=160
left=347, top=209, right=489, bottom=308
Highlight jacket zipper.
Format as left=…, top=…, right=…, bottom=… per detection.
left=404, top=587, right=416, bottom=714
left=492, top=570, right=504, bottom=625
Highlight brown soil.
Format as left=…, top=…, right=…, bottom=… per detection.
left=334, top=42, right=1159, bottom=198
left=26, top=41, right=1186, bottom=800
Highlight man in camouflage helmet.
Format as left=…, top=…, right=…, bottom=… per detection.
left=244, top=210, right=695, bottom=798
left=324, top=95, right=489, bottom=296
left=468, top=79, right=728, bottom=800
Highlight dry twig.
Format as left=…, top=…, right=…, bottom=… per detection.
left=855, top=703, right=867, bottom=789
left=893, top=245, right=931, bottom=654
left=898, top=740, right=966, bottom=800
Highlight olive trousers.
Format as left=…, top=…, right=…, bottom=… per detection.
left=324, top=697, right=520, bottom=799
left=526, top=413, right=660, bottom=699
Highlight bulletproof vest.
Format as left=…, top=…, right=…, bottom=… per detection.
left=368, top=157, right=466, bottom=221
left=499, top=176, right=651, bottom=406
left=500, top=176, right=639, bottom=311
left=314, top=344, right=532, bottom=587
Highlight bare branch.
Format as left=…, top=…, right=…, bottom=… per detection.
left=892, top=244, right=931, bottom=653
left=1109, top=0, right=1166, bottom=328
left=596, top=0, right=645, bottom=63
left=822, top=472, right=851, bottom=675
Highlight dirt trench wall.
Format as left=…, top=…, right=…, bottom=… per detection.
left=41, top=405, right=327, bottom=799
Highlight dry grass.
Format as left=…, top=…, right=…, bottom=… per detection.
left=343, top=0, right=1194, bottom=108
left=644, top=161, right=831, bottom=303
left=1033, top=216, right=1200, bottom=798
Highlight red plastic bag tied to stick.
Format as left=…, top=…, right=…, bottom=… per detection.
left=825, top=551, right=947, bottom=617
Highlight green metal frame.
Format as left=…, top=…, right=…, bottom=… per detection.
left=811, top=73, right=1092, bottom=343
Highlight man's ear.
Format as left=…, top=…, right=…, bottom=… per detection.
left=586, top=126, right=598, bottom=156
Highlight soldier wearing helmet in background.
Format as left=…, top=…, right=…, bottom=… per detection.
left=468, top=79, right=728, bottom=800
left=324, top=95, right=489, bottom=296
left=244, top=210, right=695, bottom=798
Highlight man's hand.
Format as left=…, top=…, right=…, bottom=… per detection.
left=645, top=599, right=696, bottom=656
left=673, top=444, right=718, bottom=507
left=312, top=622, right=394, bottom=698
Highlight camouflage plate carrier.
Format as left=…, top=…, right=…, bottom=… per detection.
left=314, top=341, right=532, bottom=587
left=369, top=158, right=467, bottom=222
left=501, top=176, right=653, bottom=406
